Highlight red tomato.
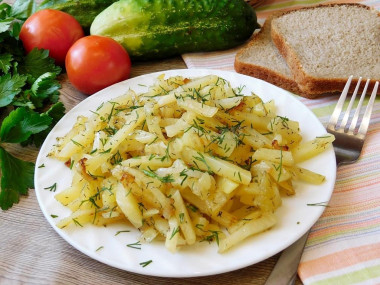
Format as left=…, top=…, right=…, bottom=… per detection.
left=20, top=9, right=84, bottom=66
left=65, top=35, right=131, bottom=95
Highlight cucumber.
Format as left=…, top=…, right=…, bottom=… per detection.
left=90, top=0, right=259, bottom=60
left=38, top=0, right=118, bottom=32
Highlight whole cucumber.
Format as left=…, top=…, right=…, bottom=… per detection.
left=38, top=0, right=119, bottom=32
left=90, top=0, right=259, bottom=60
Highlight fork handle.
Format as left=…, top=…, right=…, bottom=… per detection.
left=264, top=231, right=309, bottom=285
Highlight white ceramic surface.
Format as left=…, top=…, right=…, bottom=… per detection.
left=35, top=69, right=336, bottom=278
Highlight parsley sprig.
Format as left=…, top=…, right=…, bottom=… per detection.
left=0, top=0, right=65, bottom=210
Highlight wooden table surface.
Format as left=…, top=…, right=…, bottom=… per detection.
left=0, top=1, right=302, bottom=284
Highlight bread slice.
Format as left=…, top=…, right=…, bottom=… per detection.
left=234, top=15, right=328, bottom=98
left=271, top=3, right=380, bottom=95
left=234, top=16, right=302, bottom=95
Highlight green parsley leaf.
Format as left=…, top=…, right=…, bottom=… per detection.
left=0, top=146, right=34, bottom=210
left=0, top=73, right=27, bottom=107
left=9, top=20, right=22, bottom=39
left=24, top=102, right=66, bottom=147
left=0, top=3, right=12, bottom=20
left=0, top=53, right=12, bottom=73
left=0, top=18, right=13, bottom=34
left=30, top=72, right=61, bottom=108
left=21, top=102, right=65, bottom=147
left=0, top=1, right=64, bottom=210
left=17, top=102, right=65, bottom=147
left=10, top=0, right=36, bottom=20
left=0, top=34, right=24, bottom=59
left=0, top=107, right=52, bottom=143
left=45, top=102, right=65, bottom=123
left=18, top=48, right=61, bottom=84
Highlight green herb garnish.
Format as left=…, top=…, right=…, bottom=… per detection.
left=72, top=218, right=83, bottom=227
left=139, top=260, right=153, bottom=267
left=170, top=226, right=180, bottom=240
left=95, top=246, right=104, bottom=252
left=0, top=16, right=65, bottom=209
left=44, top=182, right=57, bottom=192
left=115, top=230, right=130, bottom=236
left=142, top=168, right=174, bottom=183
left=127, top=241, right=142, bottom=249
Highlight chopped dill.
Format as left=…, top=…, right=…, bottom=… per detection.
left=139, top=260, right=153, bottom=267
left=95, top=246, right=104, bottom=252
left=127, top=241, right=142, bottom=249
left=170, top=226, right=180, bottom=240
left=115, top=230, right=131, bottom=236
left=44, top=183, right=57, bottom=192
left=142, top=168, right=174, bottom=183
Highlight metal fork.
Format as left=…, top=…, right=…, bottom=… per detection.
left=265, top=76, right=379, bottom=285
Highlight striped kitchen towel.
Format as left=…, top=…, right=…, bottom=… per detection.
left=182, top=1, right=380, bottom=284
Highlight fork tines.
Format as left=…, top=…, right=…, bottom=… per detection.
left=327, top=76, right=379, bottom=138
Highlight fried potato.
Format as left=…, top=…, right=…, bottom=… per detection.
left=51, top=74, right=334, bottom=253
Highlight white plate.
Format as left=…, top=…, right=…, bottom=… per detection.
left=35, top=69, right=336, bottom=278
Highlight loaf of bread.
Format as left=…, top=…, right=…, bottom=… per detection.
left=235, top=3, right=380, bottom=98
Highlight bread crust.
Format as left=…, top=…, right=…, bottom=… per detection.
left=234, top=60, right=299, bottom=93
left=270, top=3, right=380, bottom=95
left=235, top=59, right=333, bottom=98
left=234, top=15, right=322, bottom=98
